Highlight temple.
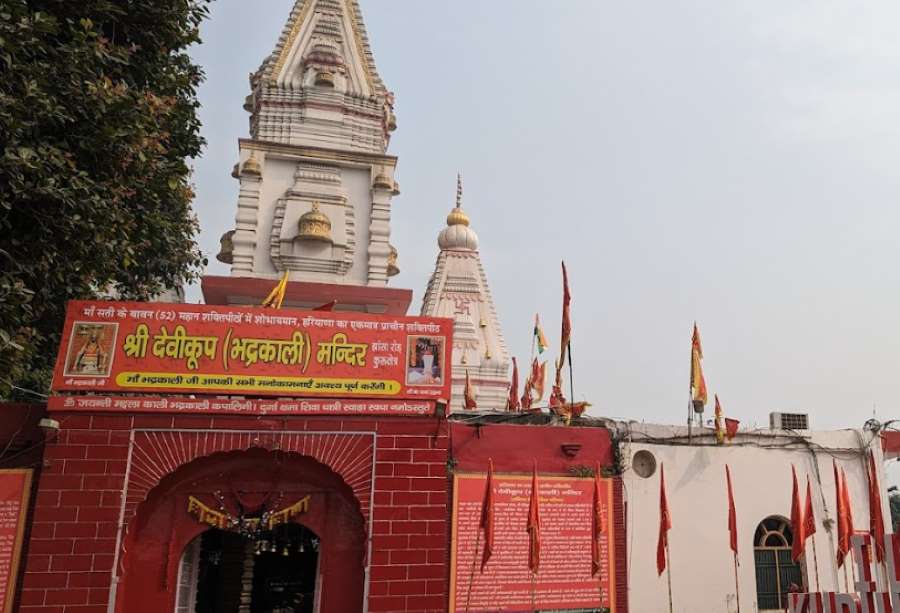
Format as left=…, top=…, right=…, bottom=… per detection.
left=421, top=176, right=511, bottom=410
left=3, top=3, right=898, bottom=613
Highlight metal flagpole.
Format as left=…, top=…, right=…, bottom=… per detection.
left=665, top=541, right=674, bottom=613
left=811, top=534, right=821, bottom=593
left=567, top=342, right=575, bottom=408
left=733, top=553, right=741, bottom=613
left=531, top=572, right=537, bottom=612
left=843, top=562, right=850, bottom=593
left=463, top=528, right=482, bottom=613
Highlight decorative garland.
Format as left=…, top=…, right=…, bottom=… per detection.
left=187, top=494, right=311, bottom=536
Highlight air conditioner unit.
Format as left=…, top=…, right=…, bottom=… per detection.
left=770, top=412, right=810, bottom=431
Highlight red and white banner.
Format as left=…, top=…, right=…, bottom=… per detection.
left=449, top=473, right=615, bottom=612
left=51, top=301, right=452, bottom=400
left=48, top=395, right=435, bottom=417
left=0, top=470, right=32, bottom=613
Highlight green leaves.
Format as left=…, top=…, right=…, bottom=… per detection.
left=0, top=0, right=211, bottom=399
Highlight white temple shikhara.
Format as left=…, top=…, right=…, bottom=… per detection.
left=421, top=176, right=512, bottom=411
left=215, top=0, right=402, bottom=309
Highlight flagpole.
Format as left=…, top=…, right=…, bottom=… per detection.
left=810, top=534, right=821, bottom=593
left=531, top=571, right=537, bottom=612
left=567, top=341, right=575, bottom=409
left=665, top=540, right=674, bottom=613
left=733, top=553, right=741, bottom=613
left=463, top=528, right=482, bottom=613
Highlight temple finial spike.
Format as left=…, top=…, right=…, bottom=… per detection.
left=456, top=173, right=463, bottom=209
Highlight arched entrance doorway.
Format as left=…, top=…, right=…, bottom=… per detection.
left=177, top=523, right=320, bottom=613
left=117, top=448, right=367, bottom=613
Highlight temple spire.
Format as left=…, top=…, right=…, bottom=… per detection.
left=246, top=0, right=396, bottom=153
left=422, top=176, right=511, bottom=411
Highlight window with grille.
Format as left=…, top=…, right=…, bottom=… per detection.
left=754, top=516, right=804, bottom=610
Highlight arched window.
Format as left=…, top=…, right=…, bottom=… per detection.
left=754, top=516, right=804, bottom=610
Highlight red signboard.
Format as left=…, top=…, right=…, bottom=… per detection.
left=51, top=301, right=452, bottom=400
left=0, top=470, right=32, bottom=613
left=449, top=473, right=616, bottom=612
left=48, top=395, right=435, bottom=417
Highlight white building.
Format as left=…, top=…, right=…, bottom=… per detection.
left=617, top=417, right=892, bottom=613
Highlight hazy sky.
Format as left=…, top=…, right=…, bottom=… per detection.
left=188, top=1, right=900, bottom=439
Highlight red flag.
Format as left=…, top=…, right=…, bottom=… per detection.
left=726, top=465, right=738, bottom=555
left=507, top=357, right=520, bottom=412
left=463, top=370, right=477, bottom=410
left=549, top=358, right=565, bottom=410
left=834, top=460, right=849, bottom=567
left=313, top=299, right=337, bottom=311
left=480, top=459, right=495, bottom=572
left=840, top=467, right=855, bottom=548
left=868, top=451, right=886, bottom=562
left=527, top=460, right=541, bottom=574
left=591, top=461, right=604, bottom=576
left=804, top=476, right=817, bottom=539
left=724, top=418, right=740, bottom=440
left=657, top=463, right=672, bottom=576
left=559, top=261, right=572, bottom=370
left=790, top=465, right=807, bottom=562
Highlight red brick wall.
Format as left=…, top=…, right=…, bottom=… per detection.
left=19, top=412, right=450, bottom=613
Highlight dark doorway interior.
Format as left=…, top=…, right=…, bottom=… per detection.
left=194, top=523, right=319, bottom=613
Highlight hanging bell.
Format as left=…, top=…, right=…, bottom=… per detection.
left=282, top=546, right=290, bottom=557
left=300, top=542, right=305, bottom=553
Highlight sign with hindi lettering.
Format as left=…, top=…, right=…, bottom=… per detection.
left=449, top=473, right=616, bottom=612
left=51, top=301, right=452, bottom=400
left=0, top=470, right=32, bottom=613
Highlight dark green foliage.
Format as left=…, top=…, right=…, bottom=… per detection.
left=0, top=0, right=210, bottom=397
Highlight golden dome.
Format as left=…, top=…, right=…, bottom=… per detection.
left=446, top=207, right=470, bottom=227
left=297, top=202, right=333, bottom=243
left=373, top=172, right=393, bottom=190
left=242, top=153, right=261, bottom=176
left=387, top=244, right=399, bottom=277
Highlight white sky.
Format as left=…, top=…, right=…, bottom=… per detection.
left=187, top=1, right=900, bottom=480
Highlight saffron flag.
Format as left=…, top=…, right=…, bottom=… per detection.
left=480, top=459, right=495, bottom=572
left=868, top=451, right=886, bottom=562
left=714, top=394, right=725, bottom=444
left=534, top=314, right=549, bottom=355
left=657, top=463, right=672, bottom=576
left=726, top=465, right=738, bottom=555
left=549, top=358, right=565, bottom=409
left=520, top=375, right=533, bottom=410
left=507, top=357, right=521, bottom=412
left=690, top=322, right=708, bottom=411
left=261, top=270, right=290, bottom=309
left=591, top=461, right=604, bottom=576
left=804, top=476, right=817, bottom=539
left=463, top=370, right=477, bottom=410
left=834, top=460, right=849, bottom=567
left=559, top=261, right=572, bottom=373
left=533, top=360, right=546, bottom=402
left=790, top=465, right=807, bottom=562
left=527, top=460, right=541, bottom=574
left=840, top=467, right=855, bottom=552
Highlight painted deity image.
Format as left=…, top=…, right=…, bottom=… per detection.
left=63, top=322, right=117, bottom=377
left=406, top=335, right=444, bottom=386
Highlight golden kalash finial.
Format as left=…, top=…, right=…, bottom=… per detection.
left=297, top=201, right=333, bottom=243
left=445, top=173, right=470, bottom=227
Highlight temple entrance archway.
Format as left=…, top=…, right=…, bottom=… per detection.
left=116, top=446, right=367, bottom=613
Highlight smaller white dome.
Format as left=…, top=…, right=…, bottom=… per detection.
left=438, top=224, right=479, bottom=251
